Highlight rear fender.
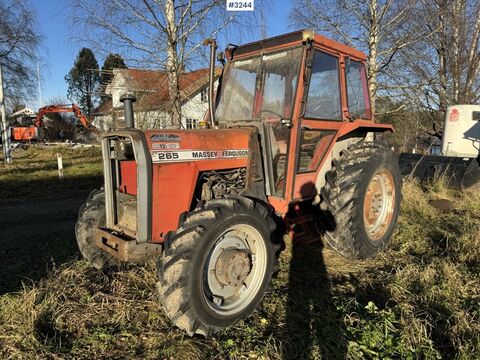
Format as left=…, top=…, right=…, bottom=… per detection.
left=337, top=120, right=393, bottom=138
left=314, top=121, right=393, bottom=198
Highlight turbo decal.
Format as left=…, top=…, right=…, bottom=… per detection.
left=151, top=149, right=249, bottom=163
left=151, top=133, right=181, bottom=142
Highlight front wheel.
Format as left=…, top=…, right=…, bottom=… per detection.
left=320, top=141, right=401, bottom=259
left=75, top=190, right=117, bottom=269
left=156, top=196, right=282, bottom=336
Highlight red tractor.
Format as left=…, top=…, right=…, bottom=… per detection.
left=76, top=30, right=401, bottom=336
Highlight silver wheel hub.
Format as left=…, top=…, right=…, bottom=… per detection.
left=215, top=249, right=251, bottom=287
left=204, top=224, right=267, bottom=315
left=363, top=169, right=396, bottom=241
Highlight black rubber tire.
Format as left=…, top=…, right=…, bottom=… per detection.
left=156, top=196, right=282, bottom=337
left=320, top=141, right=401, bottom=259
left=75, top=189, right=117, bottom=270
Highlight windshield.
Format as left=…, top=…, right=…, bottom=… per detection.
left=216, top=47, right=303, bottom=123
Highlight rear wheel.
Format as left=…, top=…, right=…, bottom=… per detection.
left=320, top=141, right=401, bottom=259
left=75, top=190, right=117, bottom=269
left=156, top=196, right=282, bottom=336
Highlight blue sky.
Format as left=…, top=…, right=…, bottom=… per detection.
left=31, top=1, right=292, bottom=109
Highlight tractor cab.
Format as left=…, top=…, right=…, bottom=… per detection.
left=210, top=30, right=386, bottom=209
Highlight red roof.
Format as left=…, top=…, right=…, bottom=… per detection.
left=94, top=67, right=219, bottom=114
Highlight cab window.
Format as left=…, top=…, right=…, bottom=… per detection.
left=346, top=59, right=371, bottom=119
left=305, top=51, right=342, bottom=120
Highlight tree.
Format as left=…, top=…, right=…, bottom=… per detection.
left=71, top=0, right=261, bottom=128
left=290, top=0, right=425, bottom=116
left=100, top=53, right=127, bottom=103
left=391, top=0, right=480, bottom=125
left=0, top=0, right=41, bottom=107
left=65, top=48, right=101, bottom=117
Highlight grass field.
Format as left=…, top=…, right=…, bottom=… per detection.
left=0, top=145, right=103, bottom=200
left=0, top=147, right=479, bottom=359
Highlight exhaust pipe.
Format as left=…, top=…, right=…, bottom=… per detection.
left=120, top=94, right=136, bottom=128
left=203, top=38, right=217, bottom=128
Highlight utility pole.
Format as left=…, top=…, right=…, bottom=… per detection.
left=0, top=65, right=12, bottom=164
left=37, top=62, right=43, bottom=108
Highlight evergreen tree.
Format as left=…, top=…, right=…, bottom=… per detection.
left=65, top=48, right=100, bottom=117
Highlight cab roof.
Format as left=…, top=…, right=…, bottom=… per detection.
left=226, top=29, right=367, bottom=61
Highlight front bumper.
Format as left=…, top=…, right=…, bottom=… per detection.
left=95, top=228, right=162, bottom=262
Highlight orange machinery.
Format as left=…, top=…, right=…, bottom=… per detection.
left=10, top=104, right=99, bottom=141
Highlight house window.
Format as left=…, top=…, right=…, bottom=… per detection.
left=186, top=118, right=198, bottom=129
left=201, top=87, right=208, bottom=102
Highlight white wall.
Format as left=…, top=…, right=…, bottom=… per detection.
left=181, top=80, right=218, bottom=128
left=442, top=105, right=480, bottom=157
left=97, top=72, right=217, bottom=130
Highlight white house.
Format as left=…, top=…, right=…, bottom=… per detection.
left=93, top=68, right=219, bottom=130
left=8, top=107, right=36, bottom=125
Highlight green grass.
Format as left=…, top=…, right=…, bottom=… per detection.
left=0, top=152, right=479, bottom=359
left=0, top=145, right=103, bottom=200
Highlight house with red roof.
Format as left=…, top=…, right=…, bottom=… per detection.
left=93, top=67, right=219, bottom=130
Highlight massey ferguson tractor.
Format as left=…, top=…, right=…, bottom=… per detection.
left=76, top=30, right=401, bottom=336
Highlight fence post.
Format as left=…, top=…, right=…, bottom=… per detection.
left=57, top=153, right=64, bottom=180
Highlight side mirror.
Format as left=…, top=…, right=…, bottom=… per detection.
left=472, top=111, right=480, bottom=121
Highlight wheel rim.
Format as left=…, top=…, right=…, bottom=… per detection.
left=203, top=224, right=267, bottom=316
left=363, top=169, right=396, bottom=241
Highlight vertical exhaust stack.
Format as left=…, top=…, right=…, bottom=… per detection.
left=203, top=39, right=217, bottom=128
left=120, top=94, right=136, bottom=128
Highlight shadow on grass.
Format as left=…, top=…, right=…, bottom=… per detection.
left=282, top=241, right=348, bottom=359
left=0, top=173, right=103, bottom=200
left=0, top=174, right=103, bottom=294
left=282, top=182, right=348, bottom=359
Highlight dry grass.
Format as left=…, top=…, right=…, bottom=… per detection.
left=0, top=177, right=479, bottom=359
left=0, top=145, right=103, bottom=200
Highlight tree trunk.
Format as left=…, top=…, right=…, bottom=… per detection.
left=451, top=0, right=461, bottom=104
left=437, top=3, right=448, bottom=114
left=367, top=0, right=379, bottom=118
left=165, top=0, right=182, bottom=128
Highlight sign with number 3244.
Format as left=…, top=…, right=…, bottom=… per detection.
left=226, top=0, right=254, bottom=11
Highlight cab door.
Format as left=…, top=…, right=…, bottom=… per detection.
left=291, top=48, right=372, bottom=200
left=291, top=49, right=345, bottom=200
left=256, top=47, right=304, bottom=198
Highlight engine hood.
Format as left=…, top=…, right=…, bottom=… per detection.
left=144, top=128, right=252, bottom=164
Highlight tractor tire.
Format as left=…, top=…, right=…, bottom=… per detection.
left=156, top=196, right=282, bottom=337
left=320, top=141, right=401, bottom=259
left=75, top=189, right=117, bottom=270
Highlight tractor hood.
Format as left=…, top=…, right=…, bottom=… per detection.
left=144, top=128, right=251, bottom=164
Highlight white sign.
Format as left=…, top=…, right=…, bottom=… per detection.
left=226, top=0, right=254, bottom=11
left=151, top=149, right=249, bottom=163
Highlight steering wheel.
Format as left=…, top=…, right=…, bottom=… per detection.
left=256, top=109, right=284, bottom=119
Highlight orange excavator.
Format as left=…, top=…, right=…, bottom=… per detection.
left=11, top=104, right=99, bottom=141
